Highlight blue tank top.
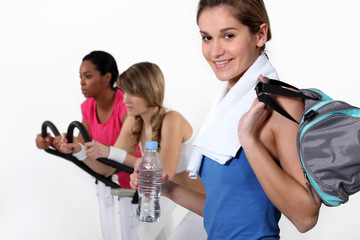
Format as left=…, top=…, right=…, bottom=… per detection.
left=199, top=148, right=281, bottom=240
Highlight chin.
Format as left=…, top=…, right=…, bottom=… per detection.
left=214, top=73, right=231, bottom=82
left=126, top=111, right=137, bottom=117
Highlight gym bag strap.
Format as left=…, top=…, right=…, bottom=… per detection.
left=255, top=79, right=317, bottom=123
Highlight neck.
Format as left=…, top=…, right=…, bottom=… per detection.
left=95, top=88, right=116, bottom=110
left=140, top=106, right=159, bottom=143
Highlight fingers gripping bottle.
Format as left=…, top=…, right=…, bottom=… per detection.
left=137, top=141, right=163, bottom=222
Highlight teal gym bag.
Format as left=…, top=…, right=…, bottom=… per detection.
left=256, top=78, right=360, bottom=207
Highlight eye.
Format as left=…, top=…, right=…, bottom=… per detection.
left=124, top=92, right=135, bottom=98
left=201, top=35, right=212, bottom=42
left=85, top=74, right=92, bottom=79
left=224, top=33, right=235, bottom=39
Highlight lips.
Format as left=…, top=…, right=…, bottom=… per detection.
left=214, top=59, right=232, bottom=69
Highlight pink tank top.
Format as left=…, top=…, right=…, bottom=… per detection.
left=81, top=89, right=139, bottom=188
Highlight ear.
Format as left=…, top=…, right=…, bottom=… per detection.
left=103, top=72, right=112, bottom=84
left=257, top=23, right=268, bottom=48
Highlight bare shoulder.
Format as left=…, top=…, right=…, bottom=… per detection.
left=270, top=94, right=304, bottom=125
left=266, top=94, right=303, bottom=146
left=261, top=94, right=304, bottom=159
left=163, top=110, right=188, bottom=125
left=266, top=96, right=304, bottom=161
left=162, top=110, right=192, bottom=140
left=164, top=109, right=183, bottom=118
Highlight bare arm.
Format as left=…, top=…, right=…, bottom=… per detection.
left=163, top=178, right=206, bottom=216
left=238, top=94, right=321, bottom=233
left=112, top=115, right=138, bottom=167
left=159, top=111, right=191, bottom=180
left=160, top=111, right=205, bottom=193
left=80, top=116, right=138, bottom=170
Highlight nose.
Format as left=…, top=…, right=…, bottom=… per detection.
left=210, top=39, right=225, bottom=59
left=123, top=93, right=130, bottom=104
left=80, top=76, right=85, bottom=86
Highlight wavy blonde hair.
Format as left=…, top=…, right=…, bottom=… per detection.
left=117, top=62, right=165, bottom=148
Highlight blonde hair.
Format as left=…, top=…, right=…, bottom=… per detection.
left=196, top=0, right=271, bottom=53
left=117, top=62, right=166, bottom=148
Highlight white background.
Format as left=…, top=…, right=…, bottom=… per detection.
left=1, top=0, right=360, bottom=239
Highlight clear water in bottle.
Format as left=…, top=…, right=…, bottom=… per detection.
left=136, top=141, right=163, bottom=223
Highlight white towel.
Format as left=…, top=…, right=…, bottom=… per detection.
left=187, top=53, right=279, bottom=179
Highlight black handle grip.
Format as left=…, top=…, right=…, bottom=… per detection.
left=41, top=120, right=64, bottom=157
left=41, top=120, right=120, bottom=189
left=66, top=121, right=134, bottom=174
left=66, top=120, right=91, bottom=143
left=41, top=120, right=61, bottom=138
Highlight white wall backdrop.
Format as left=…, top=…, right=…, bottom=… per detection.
left=1, top=0, right=360, bottom=239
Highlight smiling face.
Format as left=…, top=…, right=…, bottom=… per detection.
left=199, top=6, right=261, bottom=89
left=79, top=60, right=109, bottom=98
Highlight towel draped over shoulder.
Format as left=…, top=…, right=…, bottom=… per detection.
left=187, top=53, right=279, bottom=179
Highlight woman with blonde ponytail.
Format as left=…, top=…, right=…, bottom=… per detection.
left=87, top=62, right=206, bottom=240
left=119, top=62, right=166, bottom=150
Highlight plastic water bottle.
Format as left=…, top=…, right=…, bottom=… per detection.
left=136, top=141, right=163, bottom=222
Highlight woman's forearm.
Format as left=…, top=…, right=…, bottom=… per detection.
left=163, top=181, right=206, bottom=217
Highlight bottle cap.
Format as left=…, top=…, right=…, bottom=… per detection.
left=145, top=141, right=158, bottom=150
